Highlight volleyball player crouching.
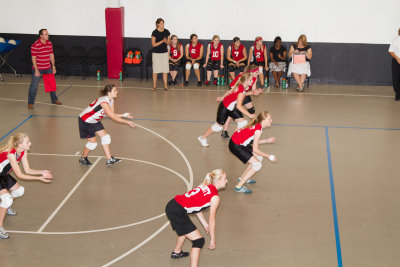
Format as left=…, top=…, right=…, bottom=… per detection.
left=0, top=133, right=53, bottom=239
left=165, top=169, right=227, bottom=267
left=78, top=84, right=135, bottom=166
left=229, top=111, right=277, bottom=194
left=198, top=73, right=255, bottom=147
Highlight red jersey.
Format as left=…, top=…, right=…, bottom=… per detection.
left=175, top=184, right=219, bottom=214
left=169, top=43, right=182, bottom=59
left=252, top=44, right=266, bottom=63
left=223, top=84, right=245, bottom=111
left=230, top=44, right=245, bottom=61
left=79, top=96, right=114, bottom=124
left=231, top=123, right=263, bottom=146
left=230, top=73, right=257, bottom=90
left=31, top=39, right=53, bottom=70
left=210, top=43, right=222, bottom=61
left=188, top=43, right=203, bottom=59
left=0, top=149, right=25, bottom=176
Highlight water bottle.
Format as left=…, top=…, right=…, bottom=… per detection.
left=282, top=79, right=286, bottom=89
left=119, top=71, right=123, bottom=81
left=264, top=78, right=268, bottom=88
left=228, top=77, right=232, bottom=86
left=217, top=75, right=221, bottom=85
left=97, top=70, right=101, bottom=81
left=285, top=81, right=288, bottom=89
left=221, top=76, right=225, bottom=86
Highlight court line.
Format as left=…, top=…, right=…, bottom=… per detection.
left=324, top=127, right=343, bottom=267
left=0, top=115, right=33, bottom=142
left=0, top=97, right=83, bottom=110
left=57, top=85, right=73, bottom=97
left=37, top=156, right=102, bottom=232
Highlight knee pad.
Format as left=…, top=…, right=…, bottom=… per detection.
left=258, top=66, right=263, bottom=73
left=228, top=65, right=235, bottom=72
left=211, top=123, right=223, bottom=133
left=213, top=64, right=220, bottom=70
left=255, top=154, right=263, bottom=162
left=0, top=194, right=13, bottom=209
left=247, top=107, right=256, bottom=114
left=86, top=142, right=98, bottom=151
left=101, top=134, right=111, bottom=145
left=192, top=237, right=205, bottom=248
left=237, top=120, right=248, bottom=129
left=11, top=186, right=25, bottom=198
left=206, top=64, right=213, bottom=71
left=239, top=65, right=245, bottom=72
left=185, top=63, right=192, bottom=70
left=251, top=161, right=262, bottom=171
left=193, top=63, right=200, bottom=70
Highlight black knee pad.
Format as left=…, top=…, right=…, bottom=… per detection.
left=228, top=65, right=235, bottom=72
left=206, top=64, right=213, bottom=71
left=192, top=237, right=205, bottom=248
left=247, top=107, right=256, bottom=114
left=239, top=65, right=245, bottom=72
left=213, top=64, right=220, bottom=70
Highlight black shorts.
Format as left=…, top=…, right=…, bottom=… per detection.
left=169, top=59, right=182, bottom=65
left=216, top=102, right=243, bottom=125
left=78, top=117, right=105, bottom=139
left=243, top=95, right=252, bottom=105
left=228, top=62, right=246, bottom=68
left=0, top=174, right=17, bottom=191
left=165, top=199, right=197, bottom=236
left=207, top=60, right=220, bottom=67
left=186, top=59, right=202, bottom=65
left=229, top=139, right=253, bottom=163
left=251, top=60, right=265, bottom=67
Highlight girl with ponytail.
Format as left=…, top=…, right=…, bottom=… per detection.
left=165, top=169, right=227, bottom=266
left=0, top=133, right=53, bottom=239
left=229, top=111, right=277, bottom=194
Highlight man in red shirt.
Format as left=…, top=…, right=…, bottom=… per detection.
left=27, top=29, right=62, bottom=109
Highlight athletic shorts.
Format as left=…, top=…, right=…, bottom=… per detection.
left=186, top=59, right=201, bottom=66
left=165, top=199, right=197, bottom=236
left=0, top=174, right=17, bottom=191
left=207, top=60, right=221, bottom=68
left=216, top=102, right=243, bottom=125
left=251, top=60, right=265, bottom=67
left=78, top=117, right=104, bottom=139
left=169, top=59, right=182, bottom=65
left=243, top=95, right=252, bottom=105
left=228, top=62, right=246, bottom=70
left=229, top=139, right=254, bottom=163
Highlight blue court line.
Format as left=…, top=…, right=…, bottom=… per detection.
left=57, top=85, right=73, bottom=97
left=324, top=126, right=343, bottom=267
left=0, top=115, right=34, bottom=142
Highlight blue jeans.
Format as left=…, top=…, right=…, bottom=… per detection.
left=28, top=68, right=58, bottom=104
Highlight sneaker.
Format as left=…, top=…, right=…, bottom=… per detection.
left=7, top=208, right=17, bottom=216
left=204, top=80, right=210, bottom=86
left=213, top=79, right=218, bottom=86
left=197, top=136, right=209, bottom=147
left=0, top=228, right=9, bottom=239
left=168, top=80, right=173, bottom=86
left=52, top=100, right=62, bottom=105
left=238, top=178, right=256, bottom=184
left=172, top=80, right=178, bottom=85
left=79, top=157, right=92, bottom=166
left=171, top=250, right=189, bottom=259
left=28, top=104, right=33, bottom=109
left=220, top=131, right=230, bottom=139
left=235, top=186, right=252, bottom=194
left=184, top=81, right=189, bottom=87
left=106, top=156, right=122, bottom=166
left=197, top=81, right=202, bottom=87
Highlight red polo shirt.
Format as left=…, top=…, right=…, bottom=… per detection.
left=31, top=39, right=53, bottom=70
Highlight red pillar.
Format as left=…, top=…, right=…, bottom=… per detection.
left=105, top=7, right=124, bottom=79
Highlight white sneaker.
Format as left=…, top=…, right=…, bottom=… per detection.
left=0, top=227, right=9, bottom=239
left=7, top=208, right=17, bottom=216
left=197, top=136, right=209, bottom=147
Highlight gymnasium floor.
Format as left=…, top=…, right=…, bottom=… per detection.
left=0, top=74, right=399, bottom=267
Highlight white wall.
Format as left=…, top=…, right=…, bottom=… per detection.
left=1, top=0, right=399, bottom=44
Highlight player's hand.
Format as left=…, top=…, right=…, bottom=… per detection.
left=220, top=64, right=224, bottom=69
left=123, top=113, right=134, bottom=119
left=253, top=90, right=260, bottom=96
left=204, top=225, right=210, bottom=235
left=35, top=70, right=41, bottom=77
left=266, top=137, right=275, bottom=144
left=268, top=155, right=277, bottom=163
left=42, top=171, right=53, bottom=179
left=163, top=37, right=167, bottom=43
left=203, top=63, right=207, bottom=68
left=208, top=240, right=216, bottom=250
left=216, top=96, right=223, bottom=102
left=257, top=88, right=264, bottom=94
left=40, top=175, right=52, bottom=183
left=127, top=121, right=136, bottom=128
left=265, top=66, right=269, bottom=71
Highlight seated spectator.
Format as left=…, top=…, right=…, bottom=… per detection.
left=203, top=35, right=224, bottom=86
left=185, top=34, right=204, bottom=87
left=227, top=37, right=247, bottom=81
left=248, top=36, right=268, bottom=87
left=269, top=36, right=287, bottom=88
left=168, top=35, right=184, bottom=85
left=288, top=34, right=312, bottom=92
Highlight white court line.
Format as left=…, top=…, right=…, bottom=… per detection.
left=0, top=97, right=84, bottom=110
left=37, top=156, right=101, bottom=232
left=74, top=151, right=80, bottom=155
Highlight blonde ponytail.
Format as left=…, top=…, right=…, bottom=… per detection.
left=243, top=111, right=270, bottom=130
left=202, top=169, right=226, bottom=185
left=0, top=133, right=29, bottom=153
left=232, top=72, right=251, bottom=90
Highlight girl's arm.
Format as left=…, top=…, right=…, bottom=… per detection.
left=240, top=47, right=248, bottom=63
left=101, top=103, right=136, bottom=128
left=247, top=47, right=253, bottom=66
left=288, top=45, right=295, bottom=58
left=270, top=52, right=276, bottom=63
left=216, top=88, right=234, bottom=101
left=208, top=195, right=220, bottom=250
left=185, top=44, right=191, bottom=60
left=236, top=93, right=255, bottom=119
left=9, top=153, right=52, bottom=182
left=177, top=44, right=184, bottom=61
left=252, top=131, right=277, bottom=162
left=196, top=212, right=209, bottom=234
left=226, top=46, right=233, bottom=62
left=167, top=46, right=173, bottom=61
left=220, top=45, right=224, bottom=67
left=197, top=45, right=204, bottom=61
left=264, top=46, right=268, bottom=70
left=165, top=35, right=171, bottom=46
left=203, top=44, right=211, bottom=67
left=151, top=36, right=164, bottom=48
left=306, top=47, right=312, bottom=60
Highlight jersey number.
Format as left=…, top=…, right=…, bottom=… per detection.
left=191, top=49, right=196, bottom=54
left=256, top=52, right=261, bottom=58
left=212, top=51, right=219, bottom=58
left=173, top=50, right=178, bottom=57
left=185, top=188, right=201, bottom=198
left=234, top=51, right=239, bottom=57
left=89, top=99, right=98, bottom=107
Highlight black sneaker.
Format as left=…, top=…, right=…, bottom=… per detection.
left=106, top=156, right=122, bottom=166
left=221, top=130, right=230, bottom=139
left=172, top=80, right=178, bottom=85
left=184, top=81, right=189, bottom=87
left=79, top=157, right=92, bottom=166
left=168, top=80, right=173, bottom=86
left=171, top=250, right=190, bottom=259
left=197, top=81, right=202, bottom=87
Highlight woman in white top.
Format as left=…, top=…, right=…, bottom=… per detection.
left=389, top=27, right=400, bottom=101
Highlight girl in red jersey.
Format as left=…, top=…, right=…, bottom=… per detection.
left=0, top=133, right=53, bottom=239
left=78, top=84, right=135, bottom=167
left=165, top=169, right=227, bottom=266
left=226, top=37, right=248, bottom=81
left=198, top=73, right=256, bottom=147
left=221, top=64, right=264, bottom=139
left=229, top=111, right=277, bottom=194
left=185, top=34, right=204, bottom=87
left=247, top=36, right=269, bottom=87
left=168, top=35, right=184, bottom=86
left=203, top=35, right=224, bottom=86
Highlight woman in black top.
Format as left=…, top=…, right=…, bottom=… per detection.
left=288, top=34, right=312, bottom=92
left=269, top=36, right=287, bottom=88
left=151, top=18, right=171, bottom=91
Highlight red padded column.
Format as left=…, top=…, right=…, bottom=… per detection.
left=105, top=7, right=124, bottom=79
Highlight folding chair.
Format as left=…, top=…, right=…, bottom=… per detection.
left=0, top=39, right=21, bottom=81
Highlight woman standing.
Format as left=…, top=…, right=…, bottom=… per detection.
left=203, top=35, right=224, bottom=86
left=151, top=18, right=171, bottom=91
left=78, top=84, right=135, bottom=166
left=247, top=36, right=268, bottom=87
left=389, top=27, right=400, bottom=101
left=288, top=34, right=312, bottom=91
left=269, top=36, right=287, bottom=88
left=165, top=169, right=227, bottom=267
left=168, top=35, right=184, bottom=86
left=0, top=133, right=53, bottom=239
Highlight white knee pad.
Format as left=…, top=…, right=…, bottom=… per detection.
left=255, top=154, right=263, bottom=162
left=193, top=63, right=200, bottom=70
left=211, top=123, right=223, bottom=133
left=101, top=134, right=111, bottom=145
left=11, top=186, right=25, bottom=198
left=86, top=142, right=97, bottom=151
left=251, top=161, right=262, bottom=171
left=0, top=194, right=13, bottom=209
left=185, top=64, right=192, bottom=70
left=259, top=66, right=263, bottom=73
left=237, top=120, right=248, bottom=129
